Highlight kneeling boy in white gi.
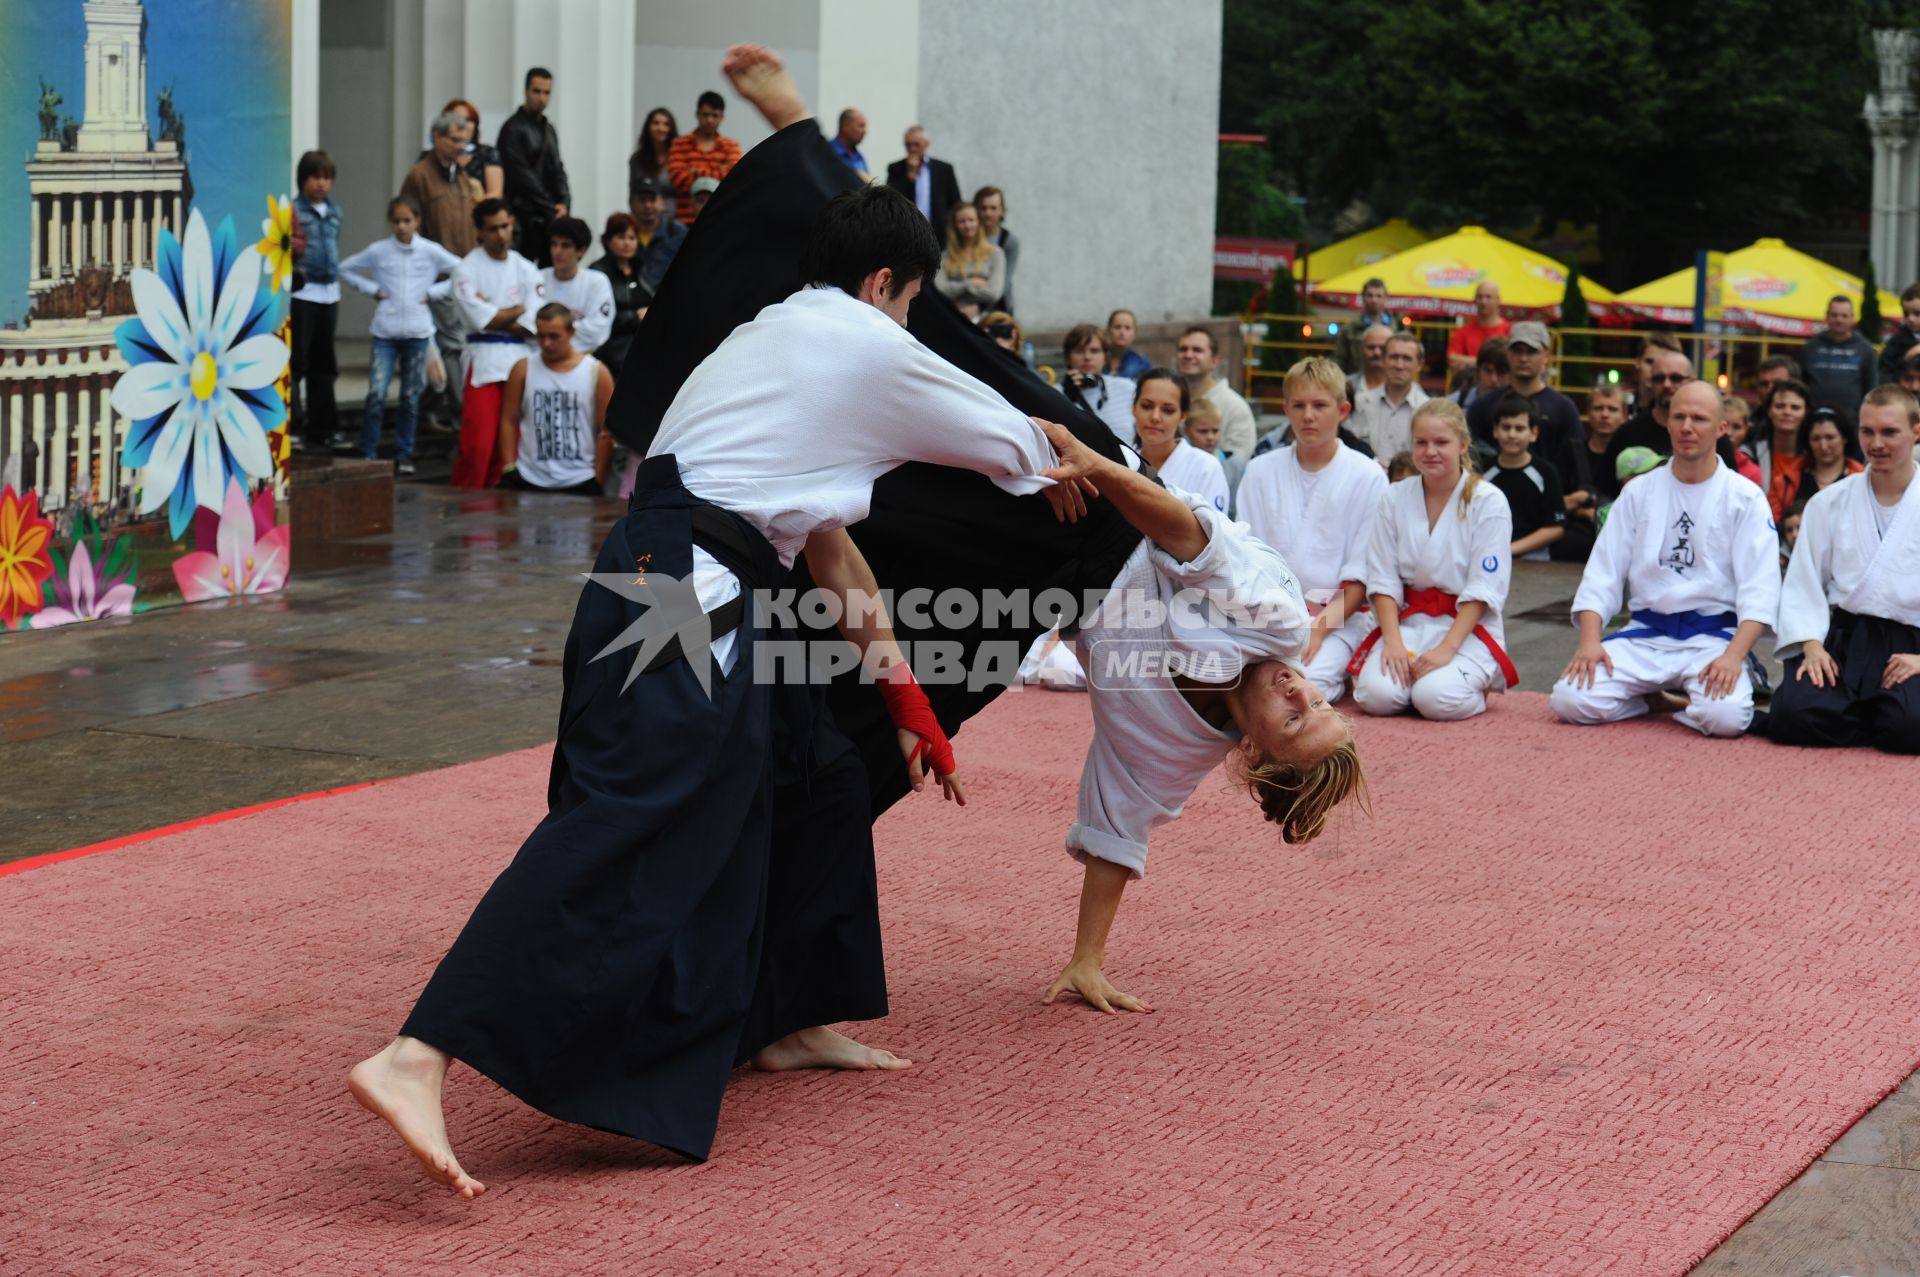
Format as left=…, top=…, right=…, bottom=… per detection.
left=1767, top=384, right=1920, bottom=752
left=1552, top=380, right=1780, bottom=737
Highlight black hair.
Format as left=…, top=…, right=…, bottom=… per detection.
left=386, top=195, right=421, bottom=221
left=525, top=67, right=552, bottom=88
left=1759, top=377, right=1813, bottom=448
left=296, top=150, right=335, bottom=185
left=535, top=301, right=575, bottom=327
left=472, top=198, right=511, bottom=229
left=1796, top=405, right=1858, bottom=459
left=1132, top=368, right=1190, bottom=415
left=798, top=186, right=941, bottom=299
left=548, top=216, right=592, bottom=253
left=697, top=90, right=726, bottom=113
left=1757, top=354, right=1802, bottom=379
left=1494, top=392, right=1538, bottom=429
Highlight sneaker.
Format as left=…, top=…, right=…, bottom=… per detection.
left=396, top=460, right=417, bottom=476
left=326, top=432, right=355, bottom=452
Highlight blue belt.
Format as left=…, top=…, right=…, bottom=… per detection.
left=1603, top=609, right=1769, bottom=690
left=467, top=332, right=527, bottom=345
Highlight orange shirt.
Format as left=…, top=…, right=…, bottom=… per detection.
left=666, top=133, right=742, bottom=223
left=1767, top=454, right=1864, bottom=521
left=1448, top=318, right=1512, bottom=360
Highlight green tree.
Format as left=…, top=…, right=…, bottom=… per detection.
left=1214, top=141, right=1307, bottom=314
left=1861, top=258, right=1883, bottom=343
left=1558, top=267, right=1593, bottom=391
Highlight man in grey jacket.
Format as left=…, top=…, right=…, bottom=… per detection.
left=1798, top=295, right=1878, bottom=421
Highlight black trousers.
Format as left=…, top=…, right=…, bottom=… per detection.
left=290, top=297, right=338, bottom=444
left=1767, top=609, right=1920, bottom=753
left=514, top=212, right=552, bottom=268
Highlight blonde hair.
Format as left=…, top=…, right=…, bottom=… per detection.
left=943, top=202, right=993, bottom=278
left=1410, top=398, right=1479, bottom=519
left=1185, top=396, right=1223, bottom=430
left=1282, top=355, right=1348, bottom=405
left=1588, top=380, right=1625, bottom=406
left=1720, top=394, right=1751, bottom=426
left=1238, top=724, right=1371, bottom=845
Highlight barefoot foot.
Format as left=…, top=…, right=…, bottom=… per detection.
left=750, top=1026, right=912, bottom=1072
left=348, top=1037, right=487, bottom=1199
left=722, top=44, right=811, bottom=131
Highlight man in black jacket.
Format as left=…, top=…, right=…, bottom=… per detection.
left=497, top=67, right=570, bottom=267
left=885, top=126, right=960, bottom=245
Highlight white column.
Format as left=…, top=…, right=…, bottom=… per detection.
left=50, top=195, right=64, bottom=279
left=172, top=193, right=183, bottom=239
left=29, top=194, right=42, bottom=280
left=4, top=389, right=23, bottom=492
left=69, top=196, right=83, bottom=277
left=52, top=381, right=69, bottom=508
left=31, top=386, right=49, bottom=495
left=110, top=194, right=122, bottom=275
left=291, top=0, right=321, bottom=163
left=98, top=382, right=116, bottom=505
left=92, top=193, right=104, bottom=269
left=132, top=193, right=145, bottom=268
left=75, top=378, right=92, bottom=502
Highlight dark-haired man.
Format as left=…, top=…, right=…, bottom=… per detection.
left=448, top=199, right=542, bottom=487
left=1175, top=326, right=1256, bottom=460
left=538, top=217, right=613, bottom=353
left=350, top=44, right=1069, bottom=1194
left=497, top=67, right=569, bottom=267
left=626, top=177, right=687, bottom=293
left=1798, top=295, right=1877, bottom=417
left=667, top=89, right=741, bottom=224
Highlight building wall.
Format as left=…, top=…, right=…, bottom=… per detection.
left=916, top=0, right=1220, bottom=331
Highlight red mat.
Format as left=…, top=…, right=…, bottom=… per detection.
left=5, top=691, right=1918, bottom=1275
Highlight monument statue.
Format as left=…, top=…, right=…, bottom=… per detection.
left=37, top=78, right=62, bottom=142
left=157, top=81, right=184, bottom=145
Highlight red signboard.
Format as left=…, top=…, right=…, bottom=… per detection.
left=1214, top=236, right=1298, bottom=283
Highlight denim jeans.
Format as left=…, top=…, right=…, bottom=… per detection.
left=362, top=336, right=429, bottom=461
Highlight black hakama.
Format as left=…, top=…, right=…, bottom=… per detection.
left=607, top=118, right=1148, bottom=816
left=402, top=457, right=885, bottom=1160
left=1765, top=608, right=1920, bottom=753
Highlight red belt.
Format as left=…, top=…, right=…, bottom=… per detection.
left=1345, top=587, right=1519, bottom=686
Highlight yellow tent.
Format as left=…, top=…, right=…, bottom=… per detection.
left=1613, top=239, right=1900, bottom=337
left=1308, top=225, right=1616, bottom=320
left=1293, top=219, right=1431, bottom=285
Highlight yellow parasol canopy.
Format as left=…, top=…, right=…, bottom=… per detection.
left=1293, top=219, right=1431, bottom=285
left=1613, top=239, right=1900, bottom=337
left=1308, top=225, right=1615, bottom=320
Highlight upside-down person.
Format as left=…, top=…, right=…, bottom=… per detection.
left=1033, top=418, right=1370, bottom=1014
left=1764, top=384, right=1920, bottom=752
left=1236, top=356, right=1388, bottom=703
left=1349, top=398, right=1519, bottom=721
left=348, top=46, right=1098, bottom=1195
left=1550, top=380, right=1781, bottom=737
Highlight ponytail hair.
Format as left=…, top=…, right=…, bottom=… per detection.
left=1410, top=397, right=1479, bottom=520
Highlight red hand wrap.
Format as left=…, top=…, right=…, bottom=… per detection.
left=878, top=670, right=956, bottom=777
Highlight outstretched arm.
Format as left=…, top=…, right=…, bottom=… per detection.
left=1035, top=418, right=1207, bottom=561
left=1042, top=856, right=1152, bottom=1014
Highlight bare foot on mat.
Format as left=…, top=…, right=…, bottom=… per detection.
left=348, top=1037, right=487, bottom=1199
left=750, top=1026, right=912, bottom=1072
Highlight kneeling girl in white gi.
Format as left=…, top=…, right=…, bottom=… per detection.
left=1030, top=420, right=1370, bottom=1014
left=1349, top=398, right=1518, bottom=721
left=1551, top=380, right=1780, bottom=738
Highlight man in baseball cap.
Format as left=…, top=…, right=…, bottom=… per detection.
left=689, top=174, right=722, bottom=220
left=1467, top=316, right=1585, bottom=498
left=626, top=174, right=688, bottom=292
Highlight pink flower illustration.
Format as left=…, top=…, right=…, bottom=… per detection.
left=34, top=538, right=138, bottom=628
left=171, top=478, right=290, bottom=601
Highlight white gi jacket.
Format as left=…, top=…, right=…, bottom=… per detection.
left=451, top=247, right=543, bottom=386
left=1239, top=443, right=1387, bottom=616
left=1364, top=472, right=1513, bottom=649
left=1776, top=470, right=1920, bottom=657
left=540, top=266, right=616, bottom=353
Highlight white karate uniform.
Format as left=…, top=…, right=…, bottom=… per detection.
left=648, top=285, right=1057, bottom=670
left=1550, top=461, right=1781, bottom=737
left=1777, top=470, right=1920, bottom=655
left=1155, top=441, right=1231, bottom=516
left=451, top=247, right=543, bottom=386
left=1237, top=442, right=1388, bottom=702
left=540, top=266, right=616, bottom=353
left=1068, top=493, right=1310, bottom=878
left=1352, top=473, right=1513, bottom=720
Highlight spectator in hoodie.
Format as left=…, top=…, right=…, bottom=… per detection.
left=1797, top=295, right=1877, bottom=418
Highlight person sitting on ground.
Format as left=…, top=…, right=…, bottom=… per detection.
left=1105, top=308, right=1152, bottom=380
left=1559, top=380, right=1628, bottom=562
left=1236, top=356, right=1388, bottom=703
left=538, top=216, right=614, bottom=354
left=1060, top=322, right=1137, bottom=443
left=589, top=212, right=651, bottom=375
left=1450, top=335, right=1509, bottom=411
left=1485, top=393, right=1567, bottom=562
left=1182, top=397, right=1243, bottom=512
left=1877, top=283, right=1920, bottom=385
left=1779, top=498, right=1806, bottom=571
left=496, top=302, right=615, bottom=496
left=1446, top=280, right=1511, bottom=381
left=1609, top=345, right=1693, bottom=467
left=1130, top=368, right=1229, bottom=514
left=1764, top=385, right=1920, bottom=752
left=1174, top=327, right=1257, bottom=462
left=1550, top=380, right=1780, bottom=738
left=1767, top=405, right=1864, bottom=522
left=1032, top=417, right=1369, bottom=1015
left=1627, top=332, right=1684, bottom=416
left=932, top=201, right=1005, bottom=320
left=1349, top=398, right=1517, bottom=721
left=1750, top=375, right=1811, bottom=490
left=1350, top=328, right=1430, bottom=464
left=1467, top=321, right=1583, bottom=485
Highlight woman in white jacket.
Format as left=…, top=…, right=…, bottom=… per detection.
left=339, top=196, right=462, bottom=472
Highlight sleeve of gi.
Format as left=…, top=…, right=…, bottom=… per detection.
left=1775, top=488, right=1834, bottom=657
left=1363, top=484, right=1405, bottom=608
left=1731, top=477, right=1785, bottom=629
left=863, top=324, right=1059, bottom=496
left=571, top=270, right=615, bottom=352
left=1458, top=483, right=1513, bottom=611
left=1341, top=463, right=1389, bottom=586
left=451, top=258, right=495, bottom=334
left=1572, top=479, right=1636, bottom=623
left=1146, top=492, right=1310, bottom=648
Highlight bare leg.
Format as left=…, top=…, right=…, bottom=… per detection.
left=749, top=1025, right=912, bottom=1072
left=347, top=1036, right=487, bottom=1198
left=721, top=44, right=811, bottom=131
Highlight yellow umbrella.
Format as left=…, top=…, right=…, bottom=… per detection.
left=1614, top=239, right=1900, bottom=336
left=1293, top=219, right=1431, bottom=285
left=1308, top=225, right=1615, bottom=320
